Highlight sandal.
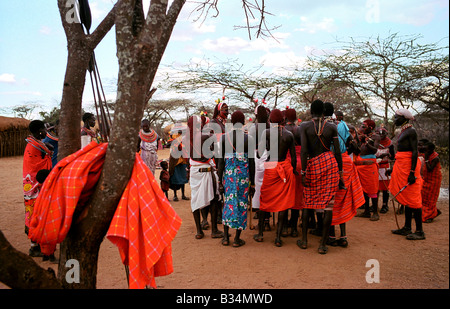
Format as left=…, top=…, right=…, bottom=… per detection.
left=253, top=234, right=263, bottom=242
left=326, top=236, right=338, bottom=246
left=296, top=240, right=307, bottom=249
left=232, top=239, right=246, bottom=247
left=222, top=238, right=230, bottom=246
left=201, top=221, right=209, bottom=230
left=211, top=230, right=224, bottom=238
left=318, top=245, right=328, bottom=254
left=337, top=237, right=348, bottom=248
left=195, top=232, right=204, bottom=239
left=274, top=238, right=282, bottom=247
left=182, top=196, right=190, bottom=200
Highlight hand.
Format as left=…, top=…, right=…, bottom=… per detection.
left=301, top=174, right=307, bottom=187
left=249, top=186, right=255, bottom=198
left=219, top=183, right=224, bottom=194
left=408, top=172, right=416, bottom=185
left=385, top=169, right=392, bottom=177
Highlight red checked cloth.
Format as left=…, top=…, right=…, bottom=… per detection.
left=106, top=154, right=182, bottom=289
left=29, top=141, right=181, bottom=289
left=303, top=151, right=339, bottom=209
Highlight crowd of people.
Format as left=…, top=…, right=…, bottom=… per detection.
left=21, top=99, right=443, bottom=261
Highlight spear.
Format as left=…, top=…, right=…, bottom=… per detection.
left=390, top=184, right=409, bottom=229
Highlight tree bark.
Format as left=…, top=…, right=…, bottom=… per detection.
left=0, top=231, right=62, bottom=289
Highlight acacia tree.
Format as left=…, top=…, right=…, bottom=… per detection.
left=310, top=33, right=448, bottom=124
left=0, top=0, right=273, bottom=289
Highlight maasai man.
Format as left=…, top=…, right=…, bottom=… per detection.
left=23, top=120, right=52, bottom=256
left=254, top=109, right=297, bottom=247
left=298, top=100, right=343, bottom=254
left=211, top=99, right=229, bottom=141
left=218, top=111, right=255, bottom=247
left=418, top=140, right=442, bottom=223
left=81, top=112, right=97, bottom=148
left=388, top=108, right=425, bottom=240
left=375, top=126, right=395, bottom=213
left=137, top=119, right=159, bottom=175
left=187, top=115, right=223, bottom=239
left=355, top=119, right=381, bottom=221
left=284, top=108, right=303, bottom=237
left=42, top=120, right=59, bottom=168
left=328, top=109, right=365, bottom=248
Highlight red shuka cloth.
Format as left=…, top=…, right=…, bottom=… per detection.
left=29, top=141, right=181, bottom=289
left=421, top=152, right=442, bottom=221
left=332, top=152, right=365, bottom=225
left=355, top=156, right=379, bottom=196
left=286, top=145, right=304, bottom=209
left=23, top=136, right=52, bottom=231
left=388, top=151, right=423, bottom=209
left=260, top=159, right=296, bottom=212
left=303, top=151, right=339, bottom=210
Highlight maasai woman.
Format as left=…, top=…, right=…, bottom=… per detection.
left=419, top=140, right=442, bottom=223
left=23, top=120, right=52, bottom=256
left=218, top=111, right=255, bottom=247
left=137, top=119, right=159, bottom=175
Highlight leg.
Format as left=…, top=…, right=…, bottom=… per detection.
left=233, top=229, right=245, bottom=247
left=327, top=225, right=338, bottom=246
left=173, top=189, right=179, bottom=201
left=222, top=225, right=230, bottom=245
left=297, top=209, right=310, bottom=249
left=253, top=210, right=265, bottom=242
left=281, top=210, right=289, bottom=237
left=201, top=206, right=210, bottom=230
left=357, top=194, right=371, bottom=217
left=338, top=223, right=348, bottom=247
left=210, top=199, right=224, bottom=238
left=370, top=197, right=379, bottom=221
left=406, top=208, right=426, bottom=240
left=289, top=209, right=300, bottom=237
left=310, top=210, right=323, bottom=236
left=380, top=190, right=389, bottom=213
left=318, top=210, right=333, bottom=254
left=193, top=209, right=204, bottom=239
left=181, top=184, right=189, bottom=200
left=392, top=205, right=412, bottom=235
left=275, top=210, right=287, bottom=247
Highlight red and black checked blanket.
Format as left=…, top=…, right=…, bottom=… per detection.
left=303, top=151, right=339, bottom=209
left=29, top=141, right=181, bottom=289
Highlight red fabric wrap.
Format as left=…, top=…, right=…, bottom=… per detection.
left=332, top=152, right=365, bottom=225
left=260, top=159, right=296, bottom=212
left=303, top=151, right=339, bottom=209
left=388, top=151, right=423, bottom=209
left=286, top=145, right=304, bottom=209
left=355, top=156, right=379, bottom=196
left=421, top=152, right=441, bottom=221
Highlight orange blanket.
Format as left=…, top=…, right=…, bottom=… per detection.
left=260, top=159, right=296, bottom=212
left=286, top=145, right=304, bottom=209
left=421, top=152, right=441, bottom=221
left=355, top=156, right=379, bottom=196
left=29, top=141, right=181, bottom=289
left=332, top=152, right=365, bottom=225
left=388, top=151, right=423, bottom=209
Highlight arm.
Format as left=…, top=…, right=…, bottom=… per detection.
left=408, top=130, right=419, bottom=184
left=299, top=123, right=308, bottom=187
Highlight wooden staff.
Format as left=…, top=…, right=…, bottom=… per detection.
left=390, top=184, right=409, bottom=229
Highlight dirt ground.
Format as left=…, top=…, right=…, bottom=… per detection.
left=0, top=148, right=448, bottom=290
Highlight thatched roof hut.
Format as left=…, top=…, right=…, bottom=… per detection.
left=0, top=116, right=31, bottom=157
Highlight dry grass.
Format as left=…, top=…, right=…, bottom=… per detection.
left=442, top=166, right=449, bottom=187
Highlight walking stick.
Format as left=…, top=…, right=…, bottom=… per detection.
left=390, top=184, right=409, bottom=229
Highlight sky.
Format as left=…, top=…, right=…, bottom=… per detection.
left=0, top=0, right=448, bottom=118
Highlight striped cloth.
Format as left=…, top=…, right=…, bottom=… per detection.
left=332, top=152, right=365, bottom=225
left=29, top=141, right=181, bottom=289
left=303, top=151, right=339, bottom=209
left=421, top=152, right=442, bottom=221
left=355, top=155, right=379, bottom=196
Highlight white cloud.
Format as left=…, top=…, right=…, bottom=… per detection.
left=200, top=35, right=289, bottom=55
left=39, top=26, right=51, bottom=35
left=0, top=73, right=16, bottom=84
left=192, top=22, right=216, bottom=33
left=295, top=16, right=337, bottom=34
left=259, top=51, right=306, bottom=74
left=0, top=91, right=42, bottom=96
